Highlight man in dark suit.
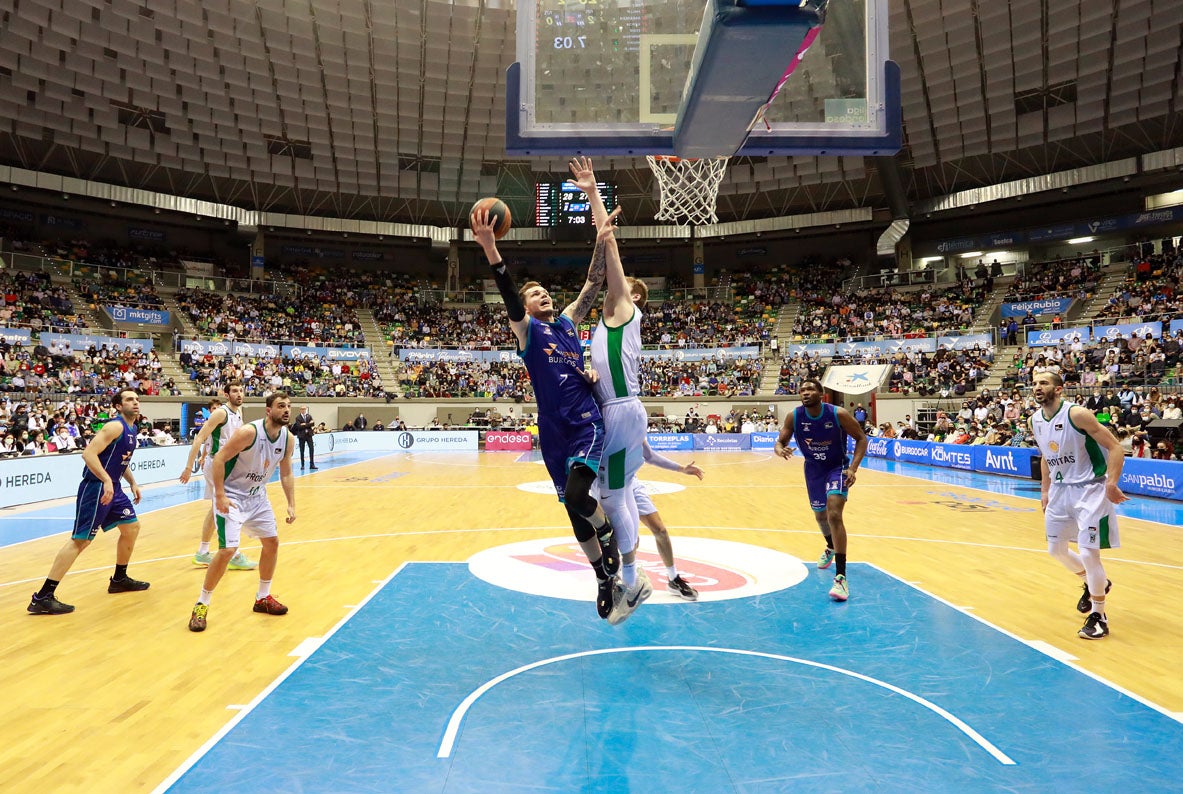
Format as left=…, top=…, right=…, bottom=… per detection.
left=354, top=412, right=367, bottom=430
left=292, top=406, right=317, bottom=470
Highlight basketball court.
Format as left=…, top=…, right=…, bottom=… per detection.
left=2, top=447, right=1182, bottom=793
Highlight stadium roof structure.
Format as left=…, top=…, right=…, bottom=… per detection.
left=0, top=0, right=1181, bottom=227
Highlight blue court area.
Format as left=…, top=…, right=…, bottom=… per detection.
left=164, top=563, right=1183, bottom=793
left=0, top=451, right=377, bottom=549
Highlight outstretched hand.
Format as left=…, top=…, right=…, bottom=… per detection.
left=567, top=156, right=597, bottom=194
left=682, top=461, right=704, bottom=480
left=470, top=208, right=497, bottom=251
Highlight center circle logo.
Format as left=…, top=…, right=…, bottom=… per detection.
left=397, top=432, right=415, bottom=449
left=468, top=537, right=807, bottom=603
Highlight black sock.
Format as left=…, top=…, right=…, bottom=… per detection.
left=114, top=564, right=128, bottom=581
left=591, top=558, right=610, bottom=582
left=824, top=535, right=834, bottom=550
left=835, top=554, right=847, bottom=577
left=36, top=578, right=60, bottom=599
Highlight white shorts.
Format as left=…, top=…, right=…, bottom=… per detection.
left=1045, top=479, right=1120, bottom=550
left=597, top=397, right=647, bottom=555
left=598, top=397, right=646, bottom=493
left=214, top=493, right=278, bottom=549
left=633, top=479, right=656, bottom=517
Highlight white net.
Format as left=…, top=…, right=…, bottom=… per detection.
left=646, top=155, right=730, bottom=226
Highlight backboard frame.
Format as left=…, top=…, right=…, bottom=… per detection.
left=506, top=0, right=901, bottom=158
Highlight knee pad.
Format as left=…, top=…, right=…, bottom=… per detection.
left=565, top=463, right=598, bottom=517
left=566, top=505, right=596, bottom=542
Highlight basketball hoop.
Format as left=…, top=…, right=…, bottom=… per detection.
left=646, top=155, right=729, bottom=226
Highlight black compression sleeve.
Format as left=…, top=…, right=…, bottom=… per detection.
left=489, top=260, right=526, bottom=322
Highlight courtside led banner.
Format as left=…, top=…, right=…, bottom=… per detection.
left=485, top=431, right=534, bottom=451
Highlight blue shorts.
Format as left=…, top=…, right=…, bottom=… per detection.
left=72, top=480, right=138, bottom=541
left=539, top=417, right=605, bottom=502
left=804, top=464, right=848, bottom=512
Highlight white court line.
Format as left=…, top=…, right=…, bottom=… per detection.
left=9, top=520, right=1180, bottom=591
left=289, top=637, right=323, bottom=657
left=1025, top=641, right=1078, bottom=663
left=150, top=563, right=415, bottom=794
left=0, top=449, right=412, bottom=551
left=868, top=563, right=1183, bottom=726
left=436, top=645, right=1015, bottom=765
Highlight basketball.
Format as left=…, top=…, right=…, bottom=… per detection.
left=470, top=197, right=512, bottom=239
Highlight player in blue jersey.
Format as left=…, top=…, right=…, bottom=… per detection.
left=775, top=378, right=867, bottom=601
left=27, top=389, right=150, bottom=615
left=472, top=187, right=625, bottom=620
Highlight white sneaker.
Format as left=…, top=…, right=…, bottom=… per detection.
left=607, top=569, right=653, bottom=626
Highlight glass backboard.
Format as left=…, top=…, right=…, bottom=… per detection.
left=507, top=0, right=900, bottom=157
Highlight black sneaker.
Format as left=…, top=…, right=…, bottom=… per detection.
left=1078, top=611, right=1109, bottom=640
left=108, top=576, right=151, bottom=593
left=596, top=576, right=616, bottom=619
left=28, top=593, right=75, bottom=615
left=1076, top=579, right=1112, bottom=614
left=667, top=575, right=699, bottom=601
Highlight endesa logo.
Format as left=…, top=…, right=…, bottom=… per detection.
left=486, top=432, right=533, bottom=451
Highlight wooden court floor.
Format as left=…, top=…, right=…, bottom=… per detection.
left=1, top=450, right=1181, bottom=793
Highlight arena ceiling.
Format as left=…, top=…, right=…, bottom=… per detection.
left=0, top=0, right=1181, bottom=227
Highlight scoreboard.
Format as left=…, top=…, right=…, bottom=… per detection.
left=535, top=181, right=618, bottom=227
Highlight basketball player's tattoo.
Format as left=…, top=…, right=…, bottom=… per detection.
left=568, top=239, right=607, bottom=322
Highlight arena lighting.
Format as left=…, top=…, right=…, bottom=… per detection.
left=1067, top=236, right=1095, bottom=244
left=958, top=251, right=984, bottom=258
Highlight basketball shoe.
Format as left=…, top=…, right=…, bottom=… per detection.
left=817, top=548, right=835, bottom=569
left=189, top=603, right=209, bottom=632
left=228, top=551, right=258, bottom=570
left=1078, top=612, right=1109, bottom=640
left=1076, top=579, right=1111, bottom=614
left=828, top=574, right=849, bottom=602
left=608, top=569, right=653, bottom=626
left=667, top=575, right=699, bottom=601
left=28, top=593, right=75, bottom=615
left=108, top=576, right=150, bottom=593
left=253, top=595, right=288, bottom=615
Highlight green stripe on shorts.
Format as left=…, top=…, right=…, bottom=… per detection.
left=608, top=449, right=627, bottom=490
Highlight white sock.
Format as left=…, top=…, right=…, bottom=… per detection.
left=257, top=579, right=272, bottom=599
left=621, top=562, right=637, bottom=588
left=1091, top=599, right=1106, bottom=618
left=666, top=566, right=679, bottom=581
left=198, top=589, right=213, bottom=605
left=198, top=542, right=210, bottom=555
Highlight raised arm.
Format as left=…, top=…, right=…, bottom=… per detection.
left=562, top=214, right=619, bottom=324
left=472, top=208, right=529, bottom=349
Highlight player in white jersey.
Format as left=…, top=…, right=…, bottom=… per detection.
left=179, top=382, right=257, bottom=571
left=189, top=391, right=296, bottom=633
left=577, top=156, right=653, bottom=625
left=1030, top=370, right=1127, bottom=640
